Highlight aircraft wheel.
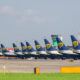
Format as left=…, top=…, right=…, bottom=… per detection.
left=61, top=57, right=66, bottom=60
left=73, top=58, right=77, bottom=60
left=35, top=57, right=37, bottom=59
left=22, top=57, right=25, bottom=59
left=51, top=57, right=55, bottom=59
left=44, top=57, right=47, bottom=59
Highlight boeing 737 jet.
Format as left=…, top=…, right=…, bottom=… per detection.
left=56, top=37, right=78, bottom=59
left=1, top=44, right=17, bottom=57
left=21, top=42, right=31, bottom=58
left=26, top=42, right=38, bottom=59
left=13, top=43, right=25, bottom=59
left=44, top=39, right=63, bottom=59
left=70, top=35, right=80, bottom=59
left=34, top=40, right=48, bottom=59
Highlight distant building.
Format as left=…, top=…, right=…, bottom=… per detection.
left=51, top=35, right=58, bottom=46
left=51, top=35, right=63, bottom=46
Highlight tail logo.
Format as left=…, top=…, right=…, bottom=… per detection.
left=58, top=42, right=63, bottom=48
left=14, top=47, right=18, bottom=50
left=46, top=44, right=51, bottom=49
left=36, top=45, right=41, bottom=49
left=73, top=41, right=78, bottom=47
left=27, top=46, right=32, bottom=50
left=22, top=46, right=26, bottom=50
left=2, top=48, right=5, bottom=51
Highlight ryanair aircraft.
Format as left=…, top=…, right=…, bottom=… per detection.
left=56, top=37, right=78, bottom=59
left=71, top=35, right=80, bottom=55
left=1, top=44, right=17, bottom=57
left=44, top=39, right=63, bottom=59
left=34, top=40, right=48, bottom=59
left=26, top=42, right=38, bottom=59
left=20, top=42, right=31, bottom=58
left=0, top=49, right=3, bottom=57
left=13, top=43, right=25, bottom=59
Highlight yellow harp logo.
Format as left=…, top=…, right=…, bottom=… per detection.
left=27, top=46, right=32, bottom=50
left=46, top=44, right=51, bottom=49
left=14, top=47, right=18, bottom=50
left=36, top=45, right=41, bottom=49
left=58, top=42, right=63, bottom=48
left=73, top=41, right=78, bottom=47
left=22, top=46, right=26, bottom=50
left=2, top=48, right=5, bottom=51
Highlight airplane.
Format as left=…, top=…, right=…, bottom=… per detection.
left=1, top=44, right=17, bottom=57
left=20, top=42, right=31, bottom=58
left=44, top=39, right=63, bottom=59
left=13, top=43, right=25, bottom=59
left=26, top=42, right=39, bottom=59
left=56, top=37, right=78, bottom=59
left=71, top=35, right=80, bottom=55
left=34, top=40, right=48, bottom=59
left=0, top=48, right=3, bottom=57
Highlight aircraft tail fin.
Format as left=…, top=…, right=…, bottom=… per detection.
left=34, top=40, right=44, bottom=51
left=21, top=42, right=28, bottom=52
left=44, top=39, right=56, bottom=51
left=71, top=35, right=80, bottom=50
left=13, top=43, right=20, bottom=52
left=56, top=37, right=69, bottom=50
left=26, top=42, right=35, bottom=52
left=1, top=44, right=9, bottom=53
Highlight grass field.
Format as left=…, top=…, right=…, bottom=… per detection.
left=0, top=73, right=80, bottom=80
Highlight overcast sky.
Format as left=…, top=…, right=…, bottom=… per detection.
left=0, top=0, right=80, bottom=47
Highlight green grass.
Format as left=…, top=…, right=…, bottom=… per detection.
left=0, top=73, right=80, bottom=80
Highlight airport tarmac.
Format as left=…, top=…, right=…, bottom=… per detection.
left=0, top=59, right=80, bottom=73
